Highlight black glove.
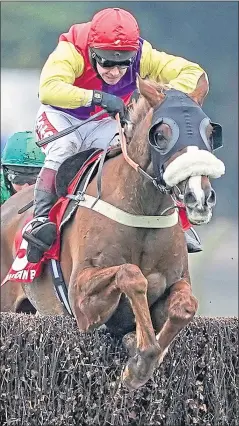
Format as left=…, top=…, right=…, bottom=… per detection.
left=92, top=90, right=126, bottom=121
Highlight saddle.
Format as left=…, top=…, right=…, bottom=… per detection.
left=55, top=145, right=122, bottom=197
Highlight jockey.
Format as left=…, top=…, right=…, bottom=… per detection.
left=24, top=7, right=208, bottom=263
left=1, top=131, right=45, bottom=204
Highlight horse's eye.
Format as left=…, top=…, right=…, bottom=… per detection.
left=156, top=133, right=164, bottom=141
left=154, top=132, right=168, bottom=150
left=154, top=132, right=166, bottom=142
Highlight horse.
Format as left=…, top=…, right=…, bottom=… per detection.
left=0, top=76, right=225, bottom=390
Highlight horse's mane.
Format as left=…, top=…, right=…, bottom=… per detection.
left=126, top=79, right=169, bottom=145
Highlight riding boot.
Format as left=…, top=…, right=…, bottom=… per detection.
left=23, top=167, right=58, bottom=263
left=185, top=228, right=202, bottom=253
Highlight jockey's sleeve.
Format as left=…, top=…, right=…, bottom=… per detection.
left=140, top=40, right=208, bottom=93
left=39, top=41, right=93, bottom=108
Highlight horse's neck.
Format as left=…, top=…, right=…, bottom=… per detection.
left=110, top=155, right=172, bottom=216
left=120, top=115, right=172, bottom=215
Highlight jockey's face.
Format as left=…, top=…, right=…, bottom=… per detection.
left=96, top=63, right=127, bottom=85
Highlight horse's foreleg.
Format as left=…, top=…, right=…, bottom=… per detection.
left=116, top=264, right=161, bottom=390
left=123, top=280, right=198, bottom=367
left=155, top=279, right=198, bottom=364
left=69, top=263, right=160, bottom=390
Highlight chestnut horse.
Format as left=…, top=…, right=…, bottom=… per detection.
left=1, top=77, right=225, bottom=389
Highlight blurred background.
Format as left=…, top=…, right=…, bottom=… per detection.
left=1, top=1, right=238, bottom=316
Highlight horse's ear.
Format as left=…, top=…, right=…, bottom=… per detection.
left=189, top=73, right=209, bottom=107
left=137, top=75, right=165, bottom=107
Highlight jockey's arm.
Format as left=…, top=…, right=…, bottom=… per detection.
left=38, top=41, right=93, bottom=108
left=140, top=40, right=209, bottom=94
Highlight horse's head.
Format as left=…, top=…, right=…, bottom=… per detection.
left=125, top=76, right=225, bottom=225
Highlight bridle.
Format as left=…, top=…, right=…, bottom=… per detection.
left=115, top=88, right=224, bottom=213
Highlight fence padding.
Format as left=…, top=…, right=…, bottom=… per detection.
left=0, top=313, right=238, bottom=426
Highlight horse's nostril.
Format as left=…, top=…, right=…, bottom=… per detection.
left=184, top=191, right=197, bottom=206
left=206, top=189, right=216, bottom=206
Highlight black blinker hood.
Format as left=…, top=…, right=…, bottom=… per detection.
left=148, top=89, right=223, bottom=182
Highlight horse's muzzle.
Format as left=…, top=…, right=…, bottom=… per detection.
left=184, top=187, right=216, bottom=210
left=183, top=185, right=216, bottom=225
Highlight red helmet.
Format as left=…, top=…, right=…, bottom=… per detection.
left=88, top=8, right=140, bottom=52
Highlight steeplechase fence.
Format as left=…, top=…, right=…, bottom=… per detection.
left=0, top=313, right=238, bottom=426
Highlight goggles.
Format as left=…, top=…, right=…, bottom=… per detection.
left=5, top=168, right=39, bottom=185
left=92, top=52, right=135, bottom=69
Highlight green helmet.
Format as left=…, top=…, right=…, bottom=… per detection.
left=1, top=131, right=45, bottom=167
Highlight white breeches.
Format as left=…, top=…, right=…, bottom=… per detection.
left=35, top=105, right=119, bottom=171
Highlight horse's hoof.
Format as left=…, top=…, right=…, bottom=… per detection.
left=122, top=344, right=161, bottom=390
left=122, top=332, right=137, bottom=357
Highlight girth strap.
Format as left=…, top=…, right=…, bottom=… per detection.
left=67, top=194, right=179, bottom=228
left=49, top=259, right=73, bottom=316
